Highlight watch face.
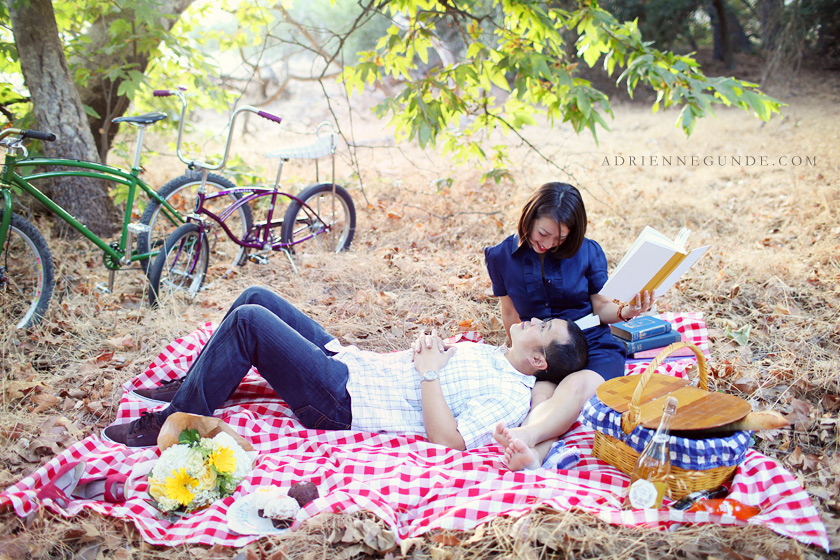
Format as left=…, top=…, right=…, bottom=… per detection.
left=423, top=370, right=438, bottom=381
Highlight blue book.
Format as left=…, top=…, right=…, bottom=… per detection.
left=609, top=315, right=672, bottom=341
left=616, top=329, right=682, bottom=354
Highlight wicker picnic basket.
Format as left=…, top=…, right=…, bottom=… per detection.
left=587, top=341, right=750, bottom=499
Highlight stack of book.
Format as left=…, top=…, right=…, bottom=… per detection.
left=610, top=316, right=693, bottom=359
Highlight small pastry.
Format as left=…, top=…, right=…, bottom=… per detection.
left=259, top=494, right=300, bottom=529
left=288, top=481, right=319, bottom=507
left=251, top=486, right=284, bottom=512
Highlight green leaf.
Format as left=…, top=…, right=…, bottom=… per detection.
left=482, top=168, right=512, bottom=184
left=678, top=105, right=696, bottom=135
left=417, top=120, right=433, bottom=147
left=724, top=324, right=751, bottom=346
left=580, top=39, right=603, bottom=68
left=574, top=90, right=592, bottom=118
left=179, top=428, right=202, bottom=447
left=82, top=104, right=101, bottom=119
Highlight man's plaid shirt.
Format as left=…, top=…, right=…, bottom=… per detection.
left=325, top=340, right=535, bottom=449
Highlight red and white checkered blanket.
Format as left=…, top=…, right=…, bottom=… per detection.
left=0, top=314, right=829, bottom=551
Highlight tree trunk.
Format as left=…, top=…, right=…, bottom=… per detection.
left=711, top=0, right=734, bottom=70
left=758, top=0, right=784, bottom=52
left=71, top=0, right=195, bottom=161
left=8, top=0, right=120, bottom=236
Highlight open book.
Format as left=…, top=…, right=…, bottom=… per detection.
left=599, top=227, right=710, bottom=303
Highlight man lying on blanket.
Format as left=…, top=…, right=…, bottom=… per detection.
left=103, top=286, right=588, bottom=451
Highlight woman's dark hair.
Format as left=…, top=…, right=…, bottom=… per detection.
left=517, top=182, right=587, bottom=259
left=539, top=320, right=589, bottom=385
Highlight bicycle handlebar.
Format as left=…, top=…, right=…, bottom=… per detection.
left=0, top=127, right=56, bottom=143
left=257, top=111, right=282, bottom=124
left=154, top=86, right=283, bottom=172
left=21, top=129, right=57, bottom=142
left=153, top=86, right=187, bottom=97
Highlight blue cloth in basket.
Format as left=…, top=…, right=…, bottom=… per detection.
left=581, top=395, right=751, bottom=470
left=541, top=440, right=580, bottom=470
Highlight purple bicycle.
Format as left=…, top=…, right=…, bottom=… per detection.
left=147, top=90, right=355, bottom=307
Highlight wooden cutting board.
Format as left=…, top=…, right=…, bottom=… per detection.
left=596, top=373, right=752, bottom=431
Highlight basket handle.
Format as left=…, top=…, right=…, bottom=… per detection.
left=625, top=341, right=708, bottom=428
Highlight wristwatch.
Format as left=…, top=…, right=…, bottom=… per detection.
left=421, top=370, right=439, bottom=382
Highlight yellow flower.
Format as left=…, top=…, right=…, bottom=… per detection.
left=148, top=478, right=167, bottom=502
left=165, top=468, right=199, bottom=506
left=198, top=465, right=217, bottom=490
left=208, top=446, right=236, bottom=475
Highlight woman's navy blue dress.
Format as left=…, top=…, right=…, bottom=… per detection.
left=484, top=234, right=626, bottom=381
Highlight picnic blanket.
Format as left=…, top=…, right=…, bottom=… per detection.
left=0, top=313, right=829, bottom=551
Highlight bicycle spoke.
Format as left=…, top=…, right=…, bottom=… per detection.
left=0, top=213, right=54, bottom=329
left=281, top=184, right=355, bottom=257
left=148, top=223, right=208, bottom=308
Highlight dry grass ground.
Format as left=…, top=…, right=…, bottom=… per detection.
left=1, top=63, right=838, bottom=559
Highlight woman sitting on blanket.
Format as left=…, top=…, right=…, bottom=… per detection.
left=486, top=182, right=656, bottom=470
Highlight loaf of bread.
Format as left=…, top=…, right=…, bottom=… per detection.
left=726, top=410, right=789, bottom=431
left=673, top=410, right=789, bottom=438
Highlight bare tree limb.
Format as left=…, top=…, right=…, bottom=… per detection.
left=485, top=112, right=625, bottom=220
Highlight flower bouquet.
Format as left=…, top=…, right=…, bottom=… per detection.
left=146, top=413, right=254, bottom=514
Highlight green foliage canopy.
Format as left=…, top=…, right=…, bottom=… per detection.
left=0, top=0, right=240, bottom=129
left=3, top=0, right=785, bottom=176
left=342, top=0, right=783, bottom=168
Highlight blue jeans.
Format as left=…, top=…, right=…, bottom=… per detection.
left=168, top=286, right=353, bottom=430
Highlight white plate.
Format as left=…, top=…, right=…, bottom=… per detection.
left=227, top=493, right=291, bottom=536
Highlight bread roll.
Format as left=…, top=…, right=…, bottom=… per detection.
left=672, top=410, right=788, bottom=438
left=726, top=410, right=789, bottom=431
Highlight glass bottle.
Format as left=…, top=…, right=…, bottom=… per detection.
left=671, top=485, right=729, bottom=510
left=627, top=395, right=678, bottom=509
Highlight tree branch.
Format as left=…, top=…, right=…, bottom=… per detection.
left=485, top=111, right=625, bottom=220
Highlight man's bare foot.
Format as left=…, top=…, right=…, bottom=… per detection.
left=503, top=438, right=541, bottom=471
left=493, top=422, right=513, bottom=448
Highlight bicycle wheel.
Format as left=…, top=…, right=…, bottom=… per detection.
left=280, top=183, right=355, bottom=256
left=136, top=172, right=253, bottom=274
left=147, top=223, right=209, bottom=308
left=0, top=211, right=54, bottom=329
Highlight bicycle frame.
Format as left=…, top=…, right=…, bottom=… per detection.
left=189, top=187, right=328, bottom=251
left=1, top=151, right=183, bottom=269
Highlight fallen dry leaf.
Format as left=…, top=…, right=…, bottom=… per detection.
left=429, top=546, right=454, bottom=560
left=105, top=335, right=135, bottom=349
left=711, top=360, right=736, bottom=379
left=400, top=537, right=425, bottom=556
left=429, top=532, right=461, bottom=546
left=822, top=393, right=840, bottom=413
left=31, top=393, right=61, bottom=413
left=93, top=350, right=115, bottom=366
left=731, top=377, right=759, bottom=394
left=0, top=534, right=30, bottom=559
left=786, top=398, right=812, bottom=431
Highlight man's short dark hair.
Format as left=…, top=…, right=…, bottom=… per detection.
left=538, top=320, right=589, bottom=384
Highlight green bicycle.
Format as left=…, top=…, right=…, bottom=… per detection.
left=0, top=108, right=250, bottom=329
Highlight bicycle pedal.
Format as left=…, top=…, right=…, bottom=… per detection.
left=94, top=282, right=112, bottom=294
left=248, top=254, right=270, bottom=265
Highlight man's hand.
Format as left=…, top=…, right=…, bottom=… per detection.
left=412, top=329, right=455, bottom=375
left=412, top=329, right=464, bottom=450
left=412, top=329, right=453, bottom=353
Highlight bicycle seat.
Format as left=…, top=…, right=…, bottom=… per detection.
left=113, top=112, right=167, bottom=125
left=266, top=130, right=335, bottom=161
